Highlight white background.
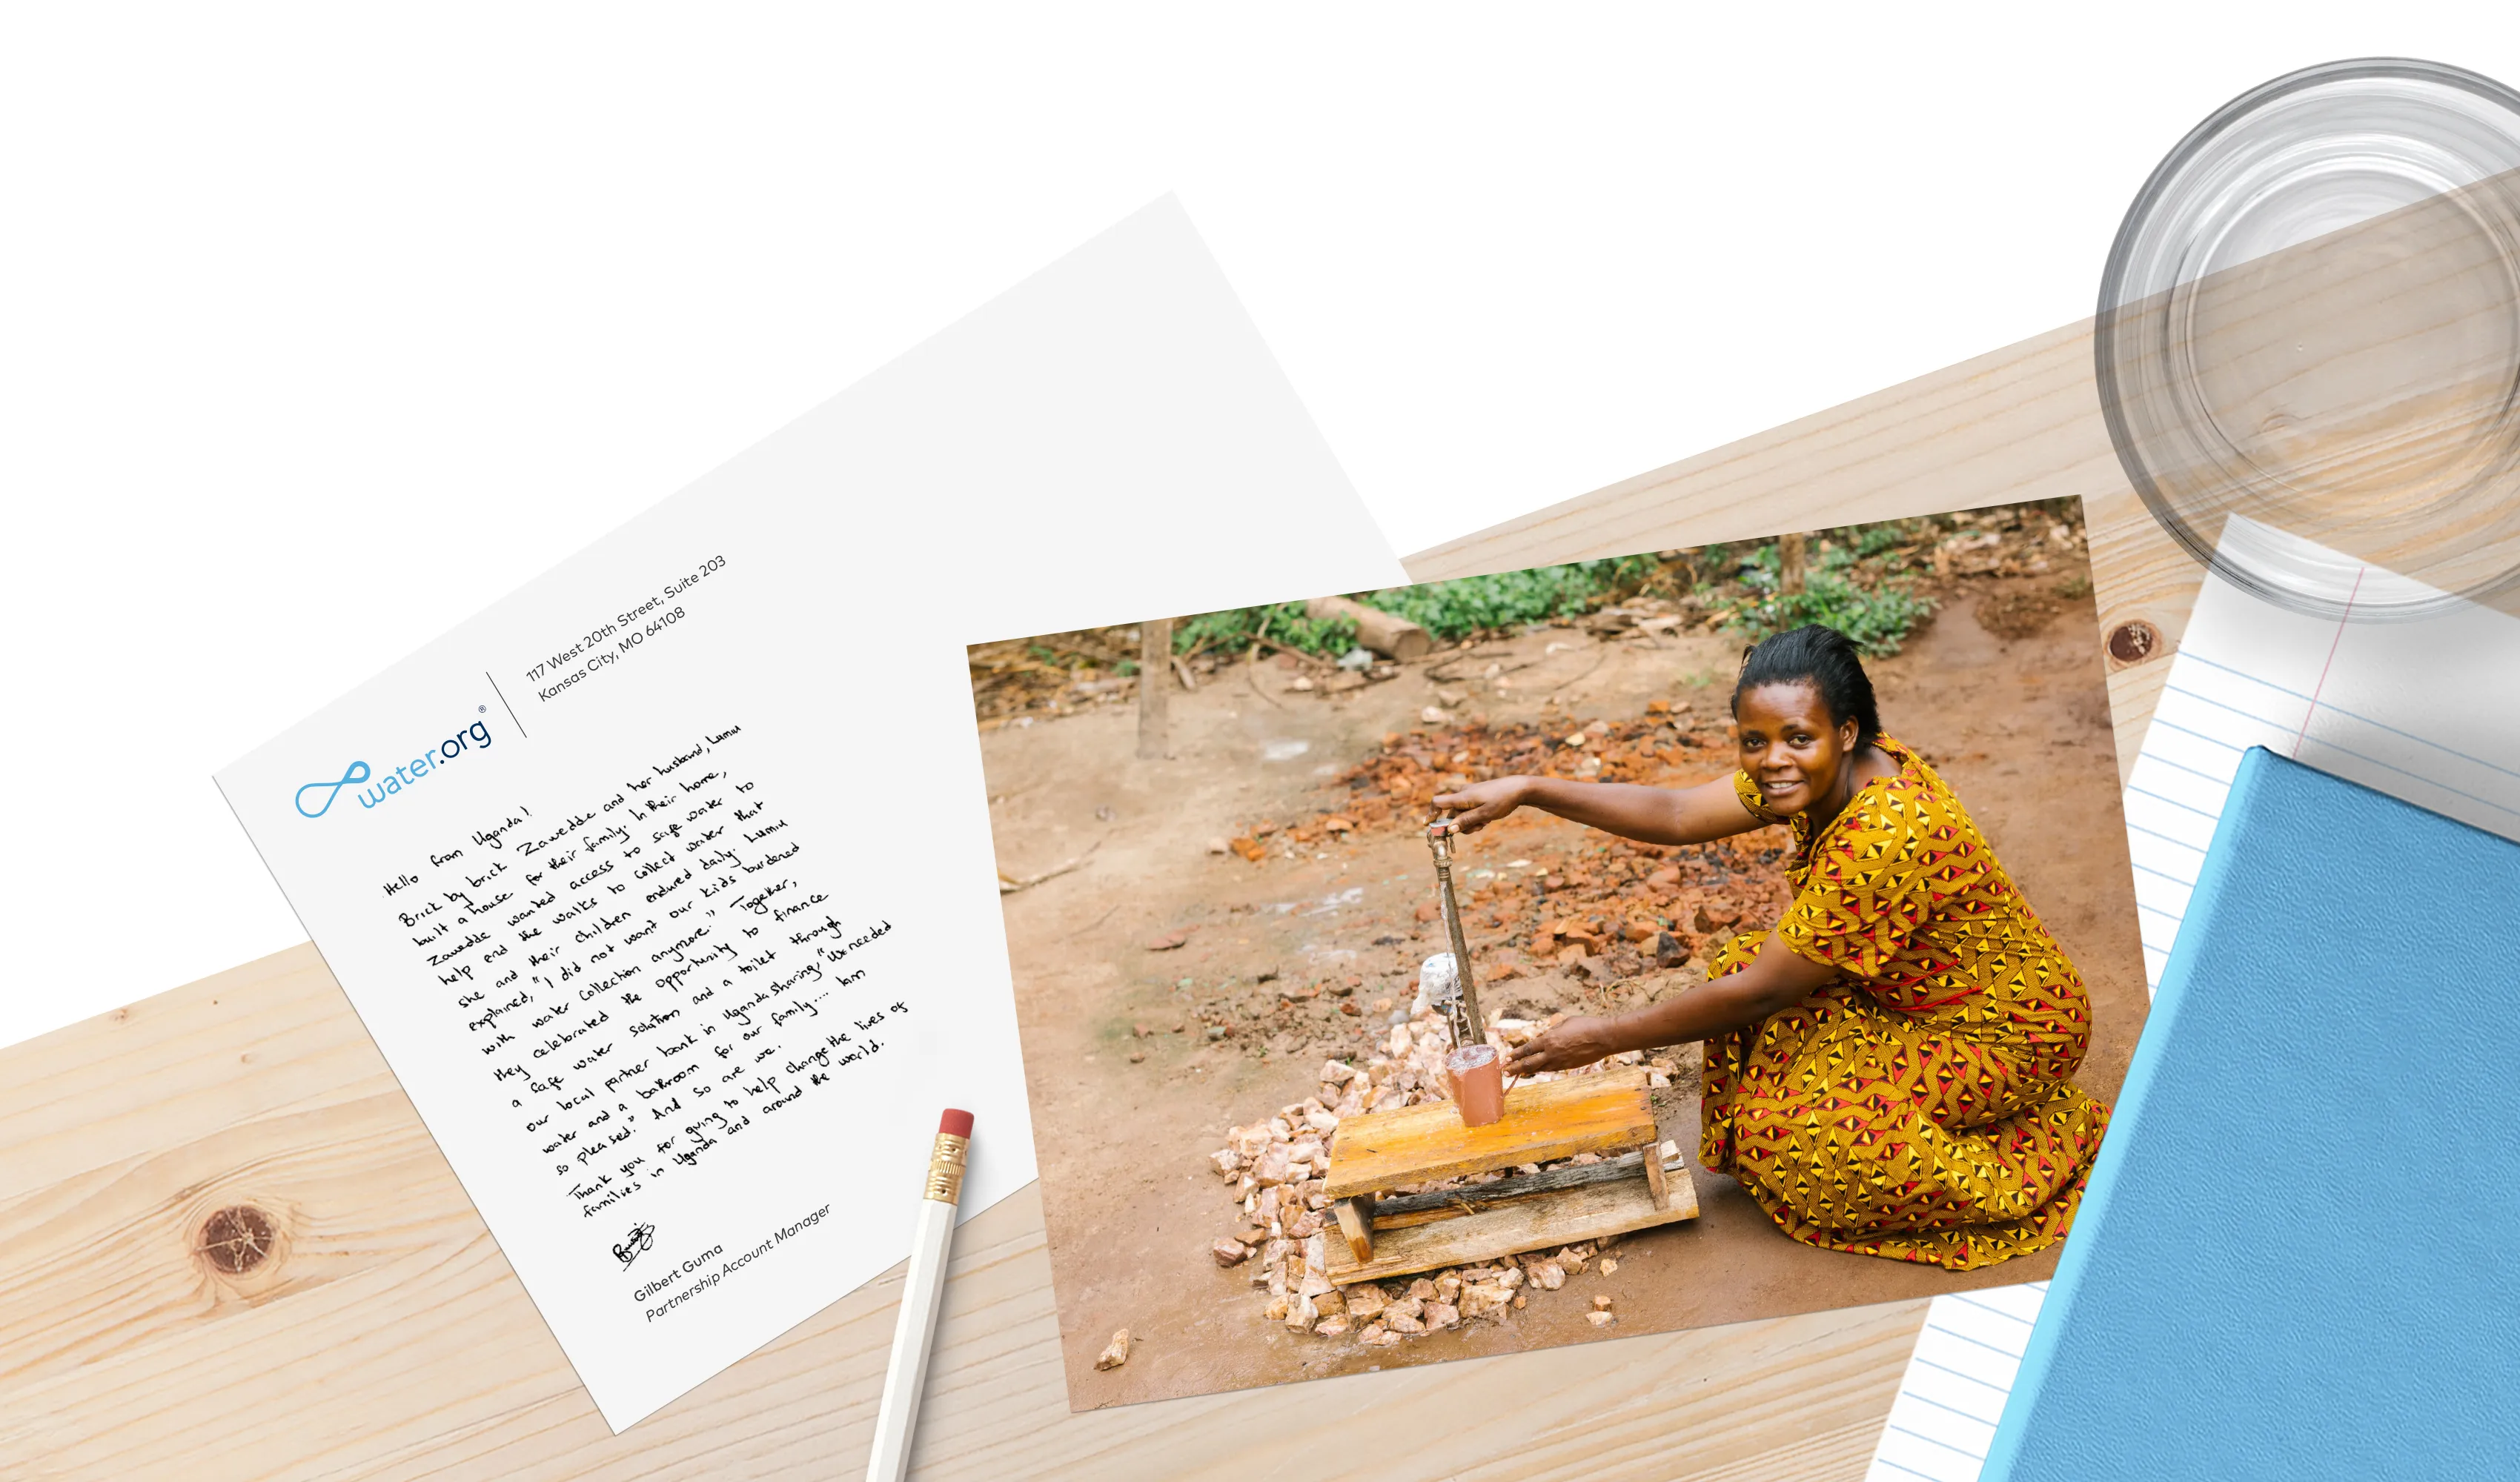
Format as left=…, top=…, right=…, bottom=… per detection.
left=5, top=5, right=2512, bottom=1049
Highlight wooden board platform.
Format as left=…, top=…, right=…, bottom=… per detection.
left=1322, top=1069, right=1657, bottom=1200
left=19, top=203, right=2504, bottom=1477
left=1328, top=1157, right=1702, bottom=1287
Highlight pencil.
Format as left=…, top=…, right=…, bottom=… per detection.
left=864, top=1109, right=972, bottom=1482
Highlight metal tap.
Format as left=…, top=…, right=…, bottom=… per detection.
left=1425, top=814, right=1488, bottom=1049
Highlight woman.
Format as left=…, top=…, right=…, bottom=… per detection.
left=1433, top=624, right=2108, bottom=1270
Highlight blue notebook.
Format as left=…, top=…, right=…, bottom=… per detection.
left=1983, top=747, right=2520, bottom=1481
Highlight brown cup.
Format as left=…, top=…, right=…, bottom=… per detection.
left=1448, top=1044, right=1505, bottom=1127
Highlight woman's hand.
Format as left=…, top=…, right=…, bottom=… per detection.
left=1502, top=1014, right=1625, bottom=1075
left=1431, top=776, right=1530, bottom=835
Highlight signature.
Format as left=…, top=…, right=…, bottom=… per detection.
left=613, top=1222, right=657, bottom=1269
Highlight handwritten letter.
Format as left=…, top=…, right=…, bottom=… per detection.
left=381, top=725, right=904, bottom=1222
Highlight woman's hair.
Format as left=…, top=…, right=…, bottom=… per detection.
left=1730, top=624, right=1881, bottom=750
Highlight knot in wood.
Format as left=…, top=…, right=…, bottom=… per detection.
left=199, top=1205, right=277, bottom=1275
left=2106, top=619, right=2161, bottom=667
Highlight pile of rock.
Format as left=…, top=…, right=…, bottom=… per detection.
left=1216, top=1221, right=1608, bottom=1346
left=1207, top=1008, right=1638, bottom=1343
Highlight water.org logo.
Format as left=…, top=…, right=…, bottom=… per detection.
left=295, top=718, right=496, bottom=819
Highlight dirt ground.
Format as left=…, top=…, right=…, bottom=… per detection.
left=976, top=559, right=2145, bottom=1410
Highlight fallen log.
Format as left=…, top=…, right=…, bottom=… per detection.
left=1306, top=595, right=1431, bottom=661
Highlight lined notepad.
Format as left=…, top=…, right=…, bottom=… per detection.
left=1866, top=518, right=2520, bottom=1481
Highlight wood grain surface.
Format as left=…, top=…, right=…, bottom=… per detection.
left=1323, top=1067, right=1656, bottom=1198
left=1, top=305, right=2215, bottom=1480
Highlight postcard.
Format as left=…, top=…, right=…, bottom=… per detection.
left=971, top=498, right=2149, bottom=1404
left=212, top=199, right=1404, bottom=1430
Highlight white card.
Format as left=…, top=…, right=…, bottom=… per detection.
left=214, top=198, right=1405, bottom=1430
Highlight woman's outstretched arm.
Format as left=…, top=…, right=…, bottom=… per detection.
left=1503, top=934, right=1837, bottom=1074
left=1431, top=773, right=1763, bottom=848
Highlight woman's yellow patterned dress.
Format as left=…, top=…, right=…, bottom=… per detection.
left=1702, top=736, right=2109, bottom=1269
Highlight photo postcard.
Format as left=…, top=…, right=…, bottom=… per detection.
left=970, top=497, right=2149, bottom=1406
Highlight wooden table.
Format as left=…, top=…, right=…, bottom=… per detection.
left=29, top=193, right=2509, bottom=1474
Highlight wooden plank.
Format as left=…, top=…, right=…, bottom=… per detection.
left=1333, top=1197, right=1375, bottom=1263
left=1322, top=1068, right=1655, bottom=1199
left=1368, top=1149, right=1668, bottom=1230
left=1642, top=1143, right=1672, bottom=1211
left=1327, top=1162, right=1702, bottom=1287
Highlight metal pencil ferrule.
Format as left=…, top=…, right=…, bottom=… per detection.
left=923, top=1132, right=970, bottom=1205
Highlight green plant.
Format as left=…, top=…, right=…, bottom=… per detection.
left=1723, top=542, right=1935, bottom=656
left=1360, top=556, right=1658, bottom=642
left=1846, top=518, right=1927, bottom=559
left=1172, top=602, right=1359, bottom=658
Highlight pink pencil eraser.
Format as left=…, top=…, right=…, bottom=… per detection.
left=939, top=1109, right=975, bottom=1138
